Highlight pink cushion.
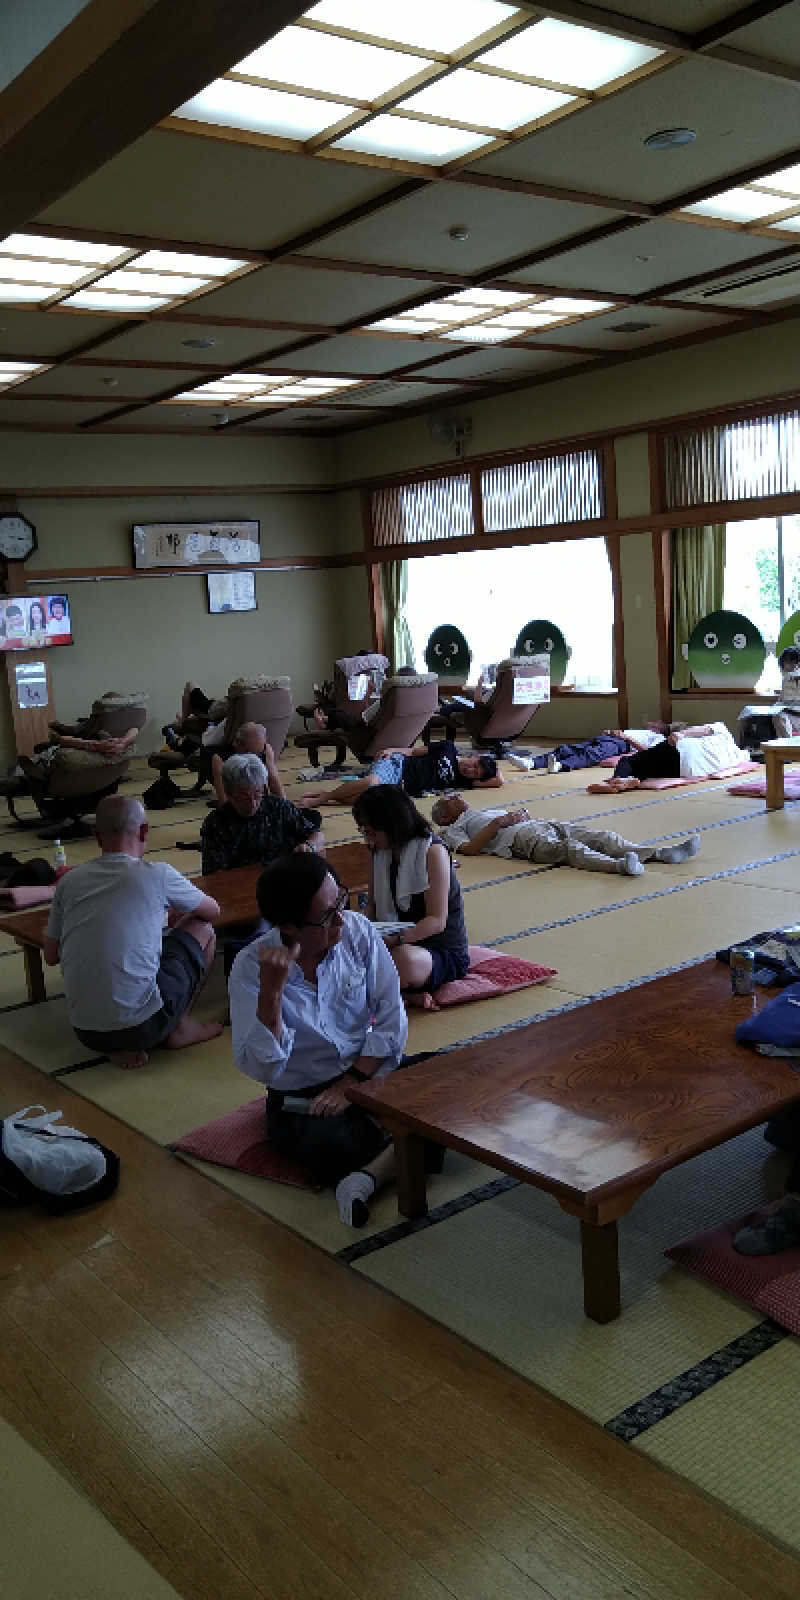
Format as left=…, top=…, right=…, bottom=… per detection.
left=728, top=775, right=800, bottom=799
left=0, top=883, right=58, bottom=909
left=172, top=1097, right=319, bottom=1189
left=667, top=1203, right=800, bottom=1336
left=433, top=943, right=556, bottom=1007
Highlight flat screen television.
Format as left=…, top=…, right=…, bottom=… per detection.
left=0, top=594, right=72, bottom=650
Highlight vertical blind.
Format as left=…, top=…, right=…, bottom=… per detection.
left=482, top=448, right=604, bottom=532
left=370, top=445, right=606, bottom=547
left=664, top=409, right=800, bottom=508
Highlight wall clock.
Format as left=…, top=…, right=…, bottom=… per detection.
left=0, top=514, right=37, bottom=562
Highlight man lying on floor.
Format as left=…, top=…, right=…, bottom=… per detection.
left=587, top=721, right=743, bottom=794
left=43, top=795, right=222, bottom=1070
left=298, top=739, right=502, bottom=809
left=432, top=794, right=699, bottom=876
left=229, top=852, right=416, bottom=1229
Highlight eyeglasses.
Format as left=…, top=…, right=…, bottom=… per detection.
left=303, top=888, right=348, bottom=928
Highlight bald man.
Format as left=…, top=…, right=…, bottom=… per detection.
left=208, top=721, right=284, bottom=806
left=44, top=795, right=222, bottom=1069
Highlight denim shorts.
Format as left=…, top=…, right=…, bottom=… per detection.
left=368, top=752, right=405, bottom=786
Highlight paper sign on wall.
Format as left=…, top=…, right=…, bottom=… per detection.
left=15, top=661, right=48, bottom=709
left=512, top=654, right=550, bottom=705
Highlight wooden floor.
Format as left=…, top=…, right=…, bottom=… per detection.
left=2, top=1050, right=798, bottom=1600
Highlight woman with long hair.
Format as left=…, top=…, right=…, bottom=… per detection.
left=352, top=785, right=469, bottom=1009
left=28, top=599, right=46, bottom=635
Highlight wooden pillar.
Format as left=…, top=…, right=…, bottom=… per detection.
left=0, top=549, right=55, bottom=758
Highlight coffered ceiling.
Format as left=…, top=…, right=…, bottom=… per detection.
left=3, top=0, right=800, bottom=438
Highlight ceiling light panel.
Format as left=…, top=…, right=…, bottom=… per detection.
left=397, top=70, right=573, bottom=132
left=684, top=187, right=793, bottom=223
left=476, top=17, right=664, bottom=91
left=170, top=374, right=362, bottom=405
left=99, top=269, right=212, bottom=295
left=332, top=115, right=493, bottom=163
left=135, top=250, right=248, bottom=275
left=175, top=80, right=354, bottom=139
left=0, top=234, right=126, bottom=265
left=0, top=360, right=50, bottom=390
left=303, top=0, right=517, bottom=54
left=0, top=283, right=55, bottom=303
left=440, top=324, right=517, bottom=342
left=63, top=291, right=172, bottom=311
left=534, top=296, right=615, bottom=314
left=235, top=27, right=426, bottom=100
left=0, top=258, right=90, bottom=287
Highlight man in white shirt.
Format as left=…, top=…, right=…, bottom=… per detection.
left=432, top=795, right=699, bottom=875
left=230, top=852, right=409, bottom=1226
left=44, top=794, right=221, bottom=1069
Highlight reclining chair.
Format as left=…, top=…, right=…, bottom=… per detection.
left=295, top=653, right=390, bottom=766
left=149, top=674, right=293, bottom=792
left=3, top=692, right=148, bottom=838
left=459, top=659, right=543, bottom=755
left=345, top=673, right=439, bottom=763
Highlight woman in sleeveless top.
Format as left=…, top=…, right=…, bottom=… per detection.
left=352, top=785, right=469, bottom=1009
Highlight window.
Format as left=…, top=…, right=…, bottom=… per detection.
left=664, top=409, right=800, bottom=508
left=404, top=538, right=615, bottom=689
left=724, top=516, right=800, bottom=690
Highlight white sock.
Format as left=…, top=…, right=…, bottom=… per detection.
left=653, top=834, right=700, bottom=864
left=508, top=752, right=533, bottom=770
left=335, top=1170, right=376, bottom=1227
left=618, top=852, right=645, bottom=876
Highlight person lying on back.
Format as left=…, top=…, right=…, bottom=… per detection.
left=298, top=740, right=502, bottom=809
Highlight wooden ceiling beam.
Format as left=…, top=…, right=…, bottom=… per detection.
left=693, top=0, right=796, bottom=51
left=0, top=0, right=311, bottom=236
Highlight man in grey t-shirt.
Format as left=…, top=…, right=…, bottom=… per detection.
left=44, top=795, right=222, bottom=1069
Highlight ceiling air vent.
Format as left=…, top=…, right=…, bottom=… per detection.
left=608, top=320, right=653, bottom=332
left=686, top=257, right=800, bottom=308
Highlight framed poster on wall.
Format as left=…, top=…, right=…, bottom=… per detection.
left=132, top=520, right=260, bottom=568
left=207, top=571, right=257, bottom=614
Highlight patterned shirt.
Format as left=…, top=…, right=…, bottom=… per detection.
left=200, top=795, right=321, bottom=874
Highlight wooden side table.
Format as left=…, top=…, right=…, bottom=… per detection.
left=763, top=737, right=800, bottom=808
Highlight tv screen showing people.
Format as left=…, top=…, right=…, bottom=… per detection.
left=0, top=594, right=72, bottom=650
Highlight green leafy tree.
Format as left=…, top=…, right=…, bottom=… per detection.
left=756, top=547, right=779, bottom=613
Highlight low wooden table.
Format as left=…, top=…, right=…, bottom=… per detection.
left=0, top=840, right=370, bottom=1005
left=348, top=960, right=800, bottom=1323
left=762, top=736, right=800, bottom=808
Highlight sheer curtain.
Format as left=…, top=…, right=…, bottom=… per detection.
left=672, top=525, right=726, bottom=689
left=380, top=559, right=414, bottom=671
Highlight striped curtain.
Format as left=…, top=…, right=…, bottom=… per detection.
left=672, top=525, right=726, bottom=689
left=380, top=559, right=414, bottom=672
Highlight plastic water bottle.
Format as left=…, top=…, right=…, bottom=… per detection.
left=53, top=839, right=67, bottom=876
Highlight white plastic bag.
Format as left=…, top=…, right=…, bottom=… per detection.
left=2, top=1105, right=106, bottom=1195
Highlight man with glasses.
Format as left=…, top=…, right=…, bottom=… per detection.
left=229, top=852, right=409, bottom=1227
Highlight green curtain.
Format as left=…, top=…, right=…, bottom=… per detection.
left=671, top=524, right=726, bottom=690
left=380, top=559, right=414, bottom=672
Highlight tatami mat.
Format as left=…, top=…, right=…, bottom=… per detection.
left=637, top=1337, right=800, bottom=1555
left=0, top=1416, right=181, bottom=1600
left=0, top=995, right=96, bottom=1073
left=354, top=1128, right=779, bottom=1422
left=3, top=742, right=800, bottom=1563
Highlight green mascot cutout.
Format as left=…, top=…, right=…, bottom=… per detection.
left=685, top=610, right=765, bottom=689
left=514, top=620, right=569, bottom=687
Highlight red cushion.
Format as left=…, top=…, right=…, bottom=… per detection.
left=172, top=1097, right=318, bottom=1188
left=434, top=944, right=556, bottom=1007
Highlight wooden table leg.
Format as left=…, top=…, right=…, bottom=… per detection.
left=20, top=943, right=46, bottom=1003
left=580, top=1219, right=621, bottom=1323
left=393, top=1129, right=428, bottom=1217
left=765, top=751, right=785, bottom=810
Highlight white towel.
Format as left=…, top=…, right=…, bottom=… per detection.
left=373, top=837, right=432, bottom=919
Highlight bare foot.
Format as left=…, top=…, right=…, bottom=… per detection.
left=313, top=708, right=329, bottom=730
left=110, top=1049, right=150, bottom=1069
left=405, top=991, right=440, bottom=1011
left=166, top=1017, right=224, bottom=1050
left=587, top=777, right=641, bottom=794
